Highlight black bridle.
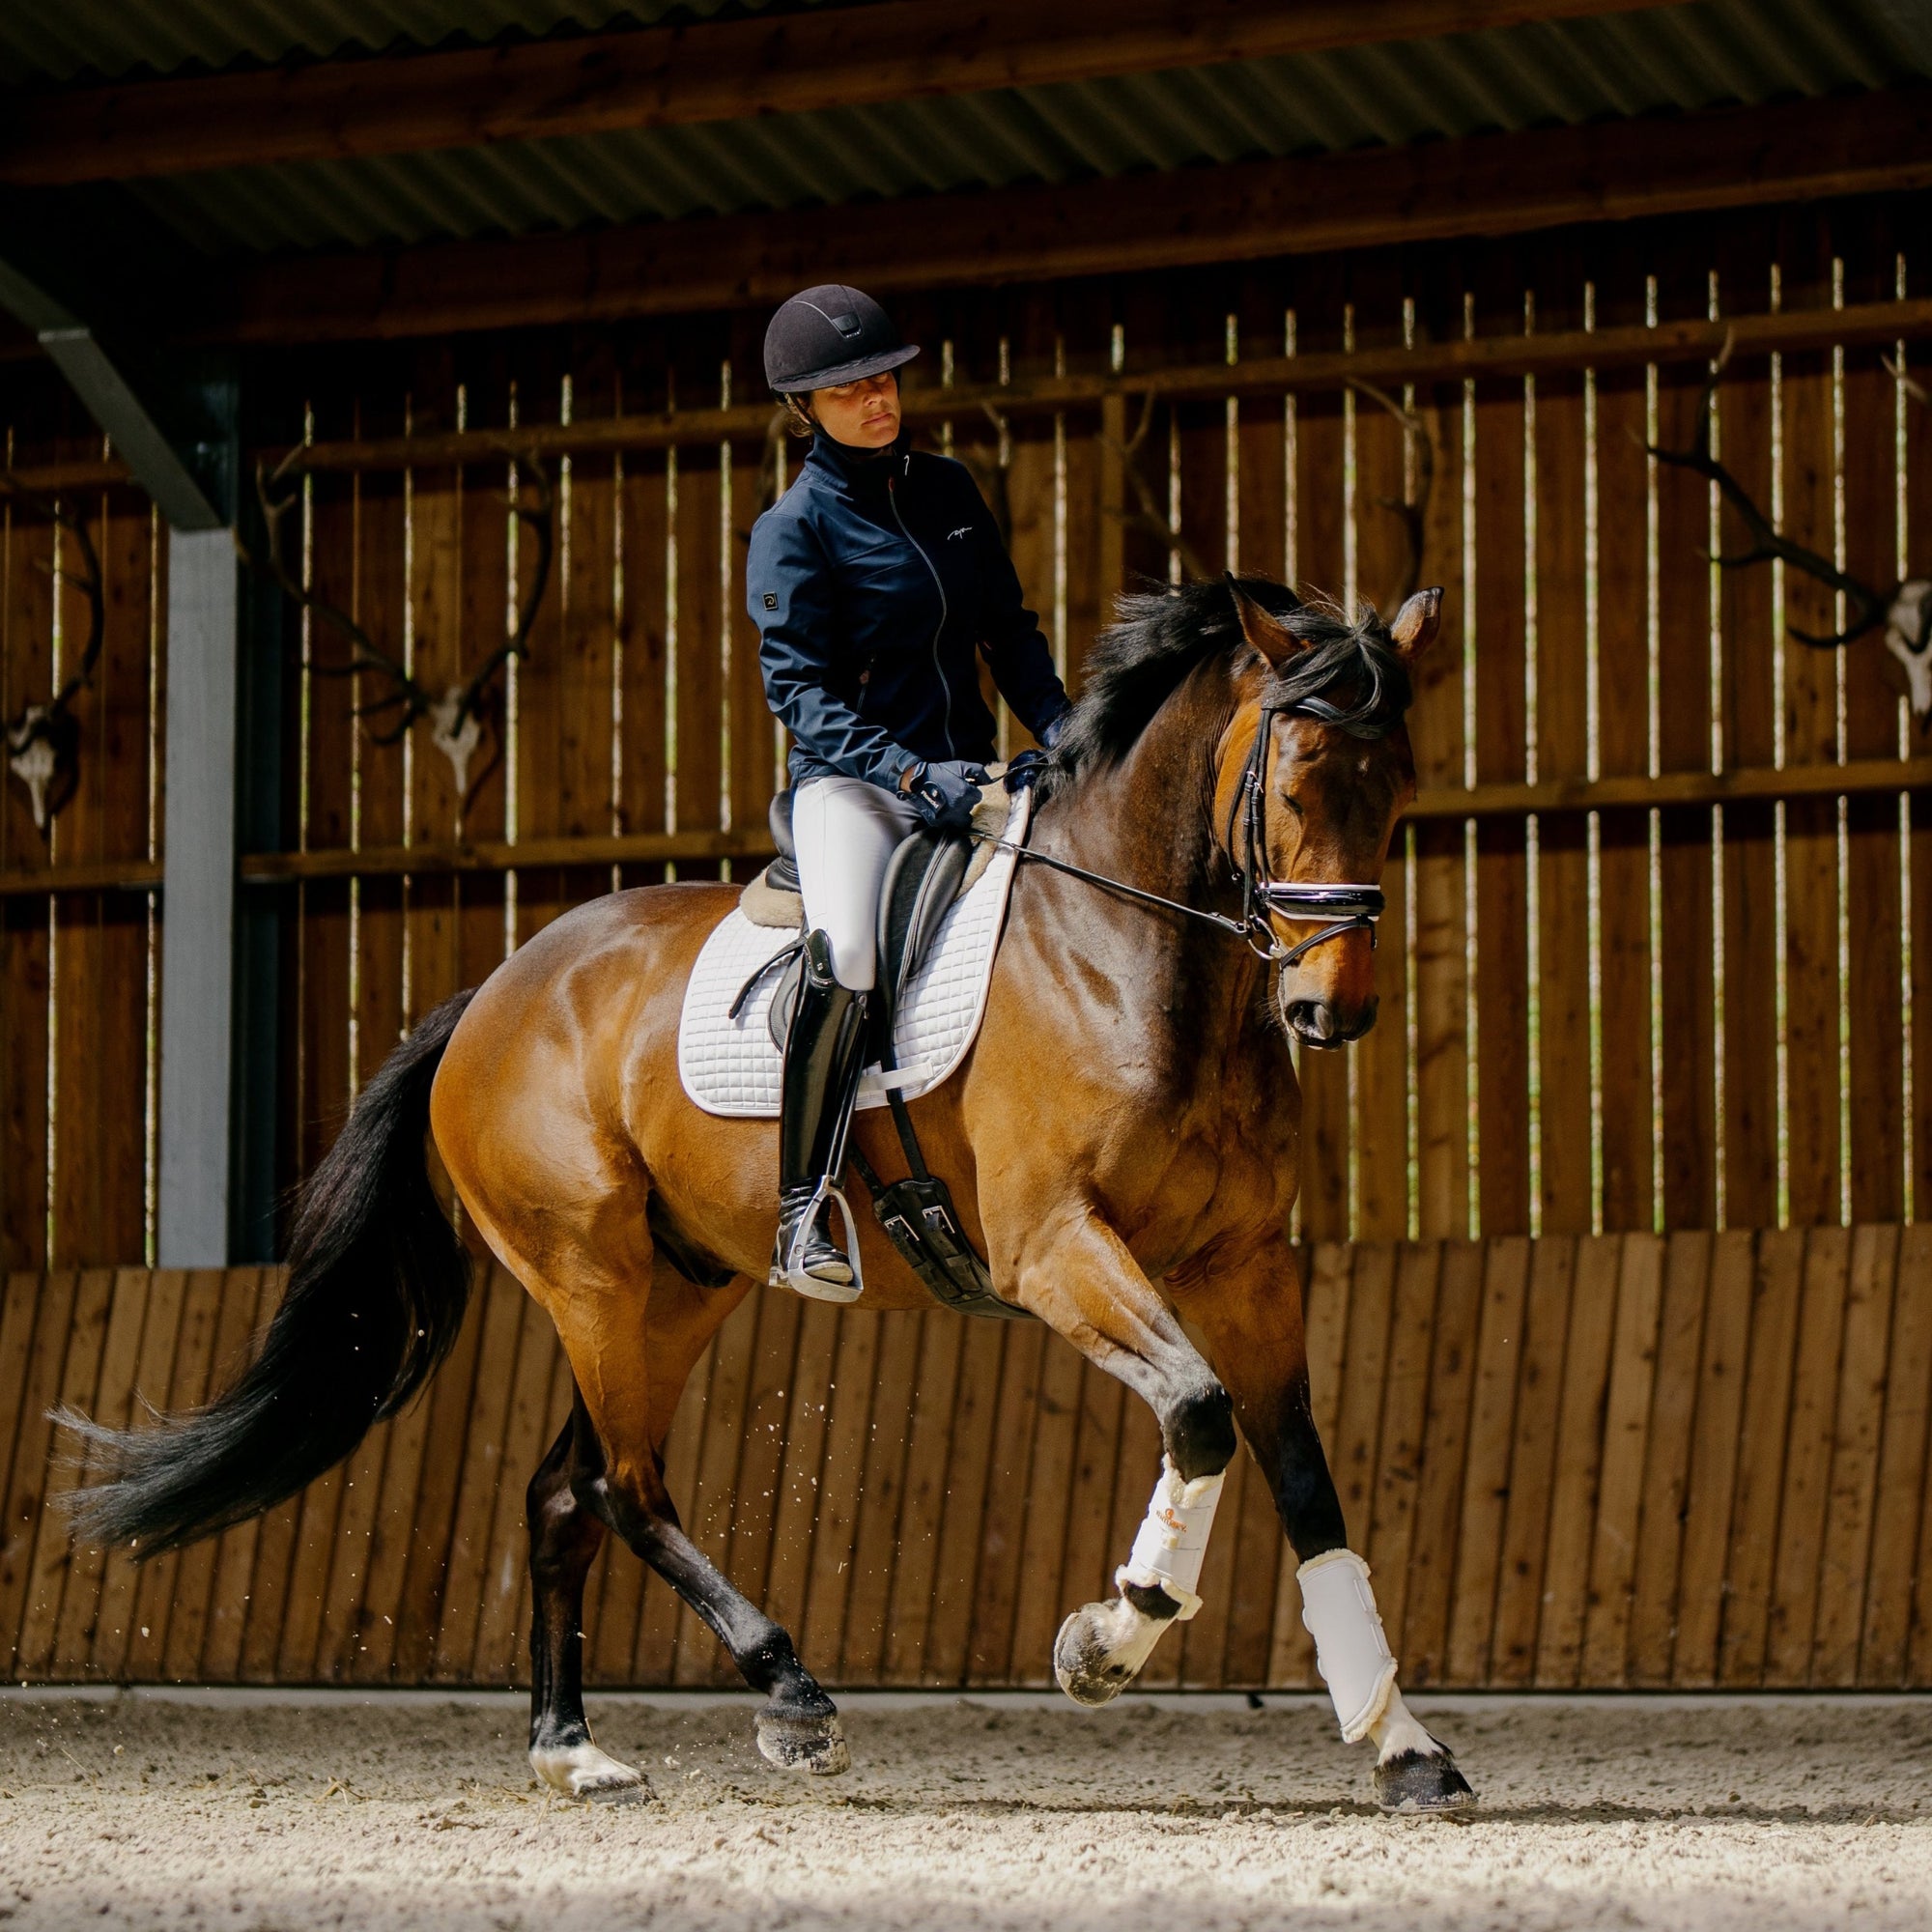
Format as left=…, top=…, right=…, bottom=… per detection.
left=980, top=693, right=1385, bottom=968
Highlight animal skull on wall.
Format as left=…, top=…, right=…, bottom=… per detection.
left=1, top=484, right=105, bottom=837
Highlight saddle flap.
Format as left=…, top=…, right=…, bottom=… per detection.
left=877, top=829, right=970, bottom=1033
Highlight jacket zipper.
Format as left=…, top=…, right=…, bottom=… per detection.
left=888, top=469, right=956, bottom=757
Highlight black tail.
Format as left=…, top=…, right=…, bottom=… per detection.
left=60, top=986, right=479, bottom=1557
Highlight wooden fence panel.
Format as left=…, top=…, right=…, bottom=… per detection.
left=5, top=1229, right=1932, bottom=1687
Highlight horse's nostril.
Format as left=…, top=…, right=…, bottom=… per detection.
left=1286, top=1000, right=1335, bottom=1042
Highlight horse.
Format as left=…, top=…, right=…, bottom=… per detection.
left=63, top=573, right=1473, bottom=1813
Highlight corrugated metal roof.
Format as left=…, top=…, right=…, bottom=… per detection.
left=4, top=1, right=1926, bottom=259
left=0, top=2, right=815, bottom=85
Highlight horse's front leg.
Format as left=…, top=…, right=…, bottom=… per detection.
left=1001, top=1211, right=1241, bottom=1702
left=1170, top=1235, right=1474, bottom=1813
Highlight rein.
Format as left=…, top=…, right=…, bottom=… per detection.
left=980, top=695, right=1385, bottom=968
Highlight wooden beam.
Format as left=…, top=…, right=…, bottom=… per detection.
left=15, top=753, right=1926, bottom=896
left=260, top=296, right=1932, bottom=476
left=1408, top=754, right=1932, bottom=822
left=195, top=85, right=1932, bottom=347
left=0, top=0, right=1663, bottom=185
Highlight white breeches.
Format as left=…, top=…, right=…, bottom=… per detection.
left=792, top=774, right=923, bottom=991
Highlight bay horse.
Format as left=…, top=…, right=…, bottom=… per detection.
left=64, top=574, right=1473, bottom=1813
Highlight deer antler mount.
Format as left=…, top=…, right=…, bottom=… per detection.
left=1650, top=330, right=1932, bottom=725
left=251, top=448, right=555, bottom=804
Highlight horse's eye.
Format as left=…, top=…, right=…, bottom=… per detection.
left=1280, top=792, right=1306, bottom=820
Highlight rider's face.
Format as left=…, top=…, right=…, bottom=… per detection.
left=810, top=372, right=902, bottom=449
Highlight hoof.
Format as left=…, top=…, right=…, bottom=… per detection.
left=1053, top=1596, right=1168, bottom=1708
left=1374, top=1747, right=1475, bottom=1814
left=529, top=1740, right=652, bottom=1804
left=755, top=1707, right=850, bottom=1775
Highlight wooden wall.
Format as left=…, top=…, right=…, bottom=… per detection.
left=6, top=1226, right=1932, bottom=1690
left=8, top=195, right=1932, bottom=1268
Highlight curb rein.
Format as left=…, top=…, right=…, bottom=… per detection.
left=980, top=695, right=1384, bottom=968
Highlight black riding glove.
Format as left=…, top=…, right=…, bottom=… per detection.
left=906, top=759, right=988, bottom=832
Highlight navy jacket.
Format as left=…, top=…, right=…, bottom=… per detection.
left=747, top=432, right=1071, bottom=792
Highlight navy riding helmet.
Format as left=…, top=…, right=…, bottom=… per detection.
left=762, top=284, right=921, bottom=395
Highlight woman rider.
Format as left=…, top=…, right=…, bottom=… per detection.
left=748, top=285, right=1072, bottom=1300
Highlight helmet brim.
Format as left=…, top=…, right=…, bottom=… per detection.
left=770, top=342, right=920, bottom=396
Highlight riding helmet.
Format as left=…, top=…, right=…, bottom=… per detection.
left=763, top=284, right=921, bottom=395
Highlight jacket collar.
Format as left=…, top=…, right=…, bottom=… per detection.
left=805, top=429, right=910, bottom=494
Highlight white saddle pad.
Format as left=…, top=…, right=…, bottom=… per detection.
left=677, top=784, right=1033, bottom=1119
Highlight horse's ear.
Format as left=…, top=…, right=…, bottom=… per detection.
left=1390, top=586, right=1444, bottom=659
left=1226, top=574, right=1303, bottom=669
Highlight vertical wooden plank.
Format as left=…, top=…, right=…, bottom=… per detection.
left=672, top=1292, right=761, bottom=1684
left=1625, top=1230, right=1712, bottom=1686
left=1669, top=1230, right=1756, bottom=1686
left=1580, top=1233, right=1664, bottom=1684
left=1005, top=1330, right=1087, bottom=1689
left=721, top=1286, right=805, bottom=1623
left=1329, top=1245, right=1396, bottom=1561
left=1811, top=1223, right=1901, bottom=1685
left=1779, top=305, right=1841, bottom=1230
left=1490, top=1236, right=1577, bottom=1684
left=426, top=1264, right=528, bottom=1680
left=1179, top=1439, right=1248, bottom=1690
left=53, top=1267, right=151, bottom=1678
left=159, top=1269, right=258, bottom=1682
left=1765, top=1226, right=1853, bottom=1684
left=758, top=1297, right=839, bottom=1661
left=125, top=1268, right=221, bottom=1680
left=1443, top=1236, right=1529, bottom=1682
left=384, top=1252, right=490, bottom=1683
left=630, top=1332, right=716, bottom=1685
left=1057, top=1360, right=1130, bottom=1654
left=1533, top=1234, right=1623, bottom=1685
left=839, top=1312, right=927, bottom=1685
left=1594, top=295, right=1655, bottom=1235
left=796, top=1310, right=882, bottom=1675
left=1392, top=1240, right=1482, bottom=1686
left=1842, top=343, right=1906, bottom=1223
left=966, top=1322, right=1047, bottom=1684
left=471, top=1296, right=564, bottom=1685
left=1364, top=1243, right=1439, bottom=1660
left=12, top=1267, right=112, bottom=1675
left=1267, top=1241, right=1351, bottom=1685
left=0, top=1275, right=44, bottom=1567
left=922, top=1319, right=1010, bottom=1686
left=881, top=1312, right=967, bottom=1685
left=1471, top=313, right=1532, bottom=1238
left=1534, top=355, right=1595, bottom=1236
left=1717, top=1228, right=1806, bottom=1685
left=1866, top=1225, right=1932, bottom=1684
left=1, top=496, right=54, bottom=1272
left=200, top=1271, right=278, bottom=1683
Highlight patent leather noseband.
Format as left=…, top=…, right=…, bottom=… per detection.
left=978, top=694, right=1384, bottom=967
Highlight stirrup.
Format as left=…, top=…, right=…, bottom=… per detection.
left=771, top=1177, right=865, bottom=1304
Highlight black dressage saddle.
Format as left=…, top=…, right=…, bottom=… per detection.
left=740, top=785, right=1028, bottom=1322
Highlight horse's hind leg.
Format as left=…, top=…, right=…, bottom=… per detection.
left=526, top=1393, right=648, bottom=1802
left=546, top=1260, right=849, bottom=1778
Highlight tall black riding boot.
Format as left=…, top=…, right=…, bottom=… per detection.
left=773, top=928, right=870, bottom=1301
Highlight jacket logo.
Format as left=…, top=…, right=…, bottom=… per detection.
left=763, top=592, right=779, bottom=611
left=947, top=525, right=972, bottom=541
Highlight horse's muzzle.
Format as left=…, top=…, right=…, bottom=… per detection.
left=1285, top=995, right=1378, bottom=1049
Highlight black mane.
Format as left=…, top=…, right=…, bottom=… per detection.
left=1043, top=576, right=1412, bottom=791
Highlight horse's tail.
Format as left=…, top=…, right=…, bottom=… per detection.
left=60, top=986, right=479, bottom=1558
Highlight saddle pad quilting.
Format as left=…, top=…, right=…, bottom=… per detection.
left=677, top=785, right=1032, bottom=1119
